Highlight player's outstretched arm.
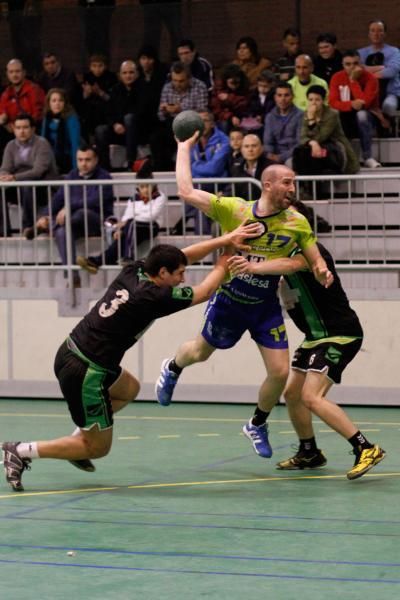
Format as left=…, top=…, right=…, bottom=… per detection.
left=176, top=132, right=213, bottom=213
left=190, top=254, right=230, bottom=306
left=182, top=221, right=262, bottom=265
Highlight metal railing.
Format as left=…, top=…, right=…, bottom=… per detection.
left=1, top=173, right=400, bottom=304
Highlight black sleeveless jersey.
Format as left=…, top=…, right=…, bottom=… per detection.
left=280, top=244, right=363, bottom=341
left=71, top=261, right=194, bottom=369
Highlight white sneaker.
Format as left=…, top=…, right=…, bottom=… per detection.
left=364, top=157, right=382, bottom=168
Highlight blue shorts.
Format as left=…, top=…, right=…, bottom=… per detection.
left=201, top=291, right=288, bottom=350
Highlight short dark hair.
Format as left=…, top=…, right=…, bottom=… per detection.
left=143, top=244, right=187, bottom=276
left=14, top=113, right=35, bottom=127
left=306, top=84, right=327, bottom=99
left=89, top=53, right=107, bottom=65
left=77, top=143, right=98, bottom=157
left=42, top=51, right=58, bottom=61
left=316, top=32, right=337, bottom=45
left=283, top=28, right=300, bottom=39
left=342, top=49, right=360, bottom=60
left=275, top=81, right=293, bottom=94
left=170, top=61, right=191, bottom=77
left=177, top=39, right=195, bottom=51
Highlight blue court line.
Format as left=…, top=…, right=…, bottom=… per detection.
left=0, top=543, right=399, bottom=568
left=0, top=558, right=399, bottom=584
left=3, top=514, right=399, bottom=537
left=59, top=505, right=400, bottom=526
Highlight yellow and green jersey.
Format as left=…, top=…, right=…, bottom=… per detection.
left=208, top=194, right=316, bottom=304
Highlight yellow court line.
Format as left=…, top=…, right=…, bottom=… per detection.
left=118, top=436, right=141, bottom=440
left=197, top=433, right=220, bottom=437
left=0, top=471, right=399, bottom=501
left=157, top=435, right=181, bottom=439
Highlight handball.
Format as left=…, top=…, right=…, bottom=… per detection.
left=172, top=110, right=205, bottom=141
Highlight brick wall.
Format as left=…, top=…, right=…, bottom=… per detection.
left=0, top=0, right=398, bottom=74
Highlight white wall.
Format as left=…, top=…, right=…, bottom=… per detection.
left=1, top=298, right=400, bottom=405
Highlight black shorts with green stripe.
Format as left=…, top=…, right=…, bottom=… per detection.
left=54, top=338, right=122, bottom=431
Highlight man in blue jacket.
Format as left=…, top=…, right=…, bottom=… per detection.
left=263, top=82, right=302, bottom=167
left=36, top=145, right=113, bottom=285
left=186, top=109, right=230, bottom=234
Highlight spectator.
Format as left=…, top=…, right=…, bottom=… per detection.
left=275, top=28, right=302, bottom=81
left=81, top=54, right=118, bottom=142
left=5, top=1, right=42, bottom=79
left=0, top=113, right=58, bottom=237
left=293, top=85, right=359, bottom=176
left=232, top=36, right=273, bottom=89
left=137, top=45, right=169, bottom=150
left=210, top=64, right=249, bottom=133
left=34, top=145, right=113, bottom=286
left=358, top=20, right=400, bottom=120
left=0, top=59, right=45, bottom=157
left=188, top=109, right=230, bottom=233
left=240, top=70, right=276, bottom=137
left=38, top=52, right=81, bottom=111
left=330, top=49, right=384, bottom=168
left=76, top=160, right=166, bottom=273
left=151, top=62, right=208, bottom=170
left=289, top=54, right=329, bottom=110
left=139, top=0, right=182, bottom=60
left=263, top=81, right=302, bottom=167
left=41, top=88, right=81, bottom=174
left=313, top=33, right=343, bottom=83
left=230, top=133, right=270, bottom=198
left=78, top=0, right=115, bottom=62
left=95, top=59, right=143, bottom=170
left=227, top=127, right=244, bottom=174
left=177, top=39, right=214, bottom=92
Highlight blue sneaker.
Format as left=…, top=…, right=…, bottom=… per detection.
left=155, top=358, right=179, bottom=406
left=242, top=420, right=273, bottom=458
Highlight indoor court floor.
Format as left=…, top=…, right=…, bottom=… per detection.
left=0, top=399, right=399, bottom=599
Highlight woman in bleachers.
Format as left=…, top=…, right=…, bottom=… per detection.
left=41, top=88, right=81, bottom=173
left=232, top=36, right=273, bottom=89
left=210, top=64, right=250, bottom=134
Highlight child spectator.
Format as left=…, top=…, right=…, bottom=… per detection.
left=227, top=127, right=244, bottom=174
left=240, top=70, right=276, bottom=137
left=41, top=88, right=81, bottom=173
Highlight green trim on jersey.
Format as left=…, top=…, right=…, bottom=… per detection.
left=301, top=335, right=362, bottom=349
left=286, top=271, right=328, bottom=339
left=67, top=336, right=115, bottom=430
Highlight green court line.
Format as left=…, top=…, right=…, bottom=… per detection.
left=0, top=471, right=398, bottom=501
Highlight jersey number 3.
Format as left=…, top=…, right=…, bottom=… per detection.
left=99, top=289, right=129, bottom=318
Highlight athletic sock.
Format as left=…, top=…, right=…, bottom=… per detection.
left=16, top=442, right=39, bottom=459
left=348, top=430, right=373, bottom=455
left=168, top=359, right=183, bottom=376
left=299, top=436, right=318, bottom=453
left=251, top=407, right=270, bottom=427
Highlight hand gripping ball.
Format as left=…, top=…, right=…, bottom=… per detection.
left=172, top=110, right=205, bottom=141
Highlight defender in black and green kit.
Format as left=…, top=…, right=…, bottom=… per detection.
left=229, top=239, right=386, bottom=480
left=1, top=222, right=260, bottom=492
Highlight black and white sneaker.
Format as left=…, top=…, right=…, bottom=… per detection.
left=2, top=442, right=31, bottom=492
left=68, top=459, right=96, bottom=473
left=276, top=448, right=327, bottom=470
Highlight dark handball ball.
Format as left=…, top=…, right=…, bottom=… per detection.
left=172, top=110, right=205, bottom=141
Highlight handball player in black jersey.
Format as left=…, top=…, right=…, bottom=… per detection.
left=228, top=205, right=385, bottom=480
left=1, top=222, right=260, bottom=491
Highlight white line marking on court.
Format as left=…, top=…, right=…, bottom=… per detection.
left=118, top=436, right=141, bottom=440
left=157, top=435, right=181, bottom=439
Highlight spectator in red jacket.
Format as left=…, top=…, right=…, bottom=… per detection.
left=329, top=49, right=386, bottom=168
left=0, top=59, right=45, bottom=158
left=210, top=64, right=249, bottom=133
